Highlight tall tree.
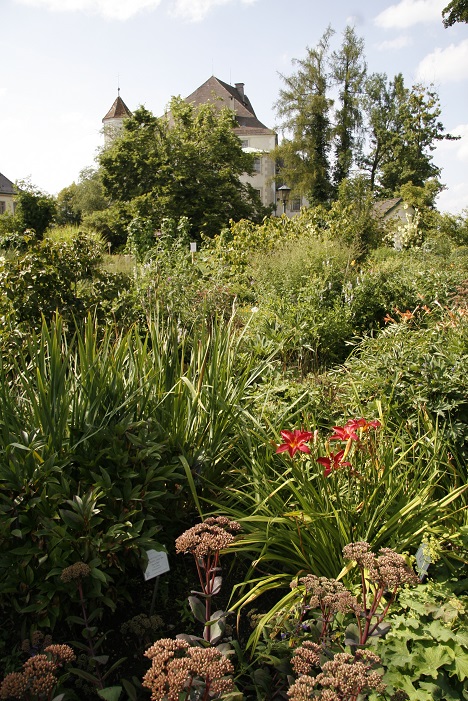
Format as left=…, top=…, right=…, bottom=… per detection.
left=442, top=0, right=468, bottom=26
left=361, top=74, right=457, bottom=202
left=379, top=77, right=456, bottom=198
left=98, top=98, right=266, bottom=240
left=330, top=26, right=367, bottom=187
left=274, top=27, right=334, bottom=206
left=360, top=73, right=394, bottom=190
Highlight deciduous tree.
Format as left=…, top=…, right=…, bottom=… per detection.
left=98, top=98, right=267, bottom=241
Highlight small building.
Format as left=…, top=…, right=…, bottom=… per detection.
left=373, top=197, right=415, bottom=226
left=102, top=90, right=132, bottom=147
left=0, top=173, right=16, bottom=215
left=184, top=76, right=277, bottom=210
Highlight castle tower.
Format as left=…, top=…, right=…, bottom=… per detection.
left=102, top=90, right=132, bottom=146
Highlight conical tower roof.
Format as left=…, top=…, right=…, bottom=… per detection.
left=102, top=93, right=132, bottom=122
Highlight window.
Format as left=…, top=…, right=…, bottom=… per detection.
left=255, top=188, right=262, bottom=201
left=240, top=139, right=249, bottom=148
left=291, top=198, right=301, bottom=212
left=0, top=201, right=6, bottom=214
left=253, top=157, right=262, bottom=173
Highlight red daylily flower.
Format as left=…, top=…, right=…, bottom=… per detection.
left=317, top=450, right=352, bottom=477
left=346, top=418, right=381, bottom=433
left=329, top=425, right=359, bottom=441
left=330, top=418, right=381, bottom=441
left=276, top=429, right=314, bottom=458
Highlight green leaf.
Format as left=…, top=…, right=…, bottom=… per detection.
left=448, top=643, right=468, bottom=681
left=188, top=596, right=206, bottom=624
left=97, top=687, right=122, bottom=701
left=411, top=643, right=453, bottom=678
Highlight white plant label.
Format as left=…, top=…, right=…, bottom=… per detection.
left=144, top=549, right=170, bottom=581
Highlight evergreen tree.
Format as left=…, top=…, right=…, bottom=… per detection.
left=274, top=27, right=334, bottom=206
left=442, top=0, right=468, bottom=26
left=331, top=26, right=367, bottom=187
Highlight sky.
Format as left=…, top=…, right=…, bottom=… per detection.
left=1, top=0, right=467, bottom=214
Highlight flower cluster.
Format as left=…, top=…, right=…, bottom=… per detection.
left=298, top=575, right=362, bottom=616
left=175, top=517, right=241, bottom=558
left=0, top=645, right=75, bottom=700
left=343, top=542, right=419, bottom=590
left=288, top=650, right=385, bottom=701
left=143, top=638, right=234, bottom=701
left=60, top=561, right=91, bottom=583
left=318, top=417, right=381, bottom=478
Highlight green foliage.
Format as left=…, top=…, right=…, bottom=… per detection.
left=99, top=99, right=267, bottom=243
left=369, top=578, right=468, bottom=700
left=330, top=26, right=367, bottom=187
left=442, top=0, right=468, bottom=26
left=56, top=167, right=108, bottom=226
left=13, top=179, right=56, bottom=239
left=0, top=233, right=104, bottom=327
left=274, top=26, right=334, bottom=204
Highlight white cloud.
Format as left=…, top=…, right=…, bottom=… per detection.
left=376, top=35, right=412, bottom=50
left=169, top=0, right=257, bottom=22
left=374, top=0, right=445, bottom=29
left=416, top=39, right=468, bottom=82
left=15, top=0, right=256, bottom=20
left=15, top=0, right=162, bottom=21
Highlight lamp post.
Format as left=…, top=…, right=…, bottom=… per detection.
left=277, top=185, right=291, bottom=215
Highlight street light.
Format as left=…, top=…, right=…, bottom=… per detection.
left=276, top=185, right=291, bottom=215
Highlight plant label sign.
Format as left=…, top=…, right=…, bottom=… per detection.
left=144, top=550, right=170, bottom=581
left=190, top=242, right=197, bottom=253
left=415, top=543, right=431, bottom=577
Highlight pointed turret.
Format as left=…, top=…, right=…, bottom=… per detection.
left=102, top=91, right=132, bottom=146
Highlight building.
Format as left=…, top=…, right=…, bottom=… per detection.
left=373, top=197, right=415, bottom=226
left=101, top=78, right=300, bottom=216
left=184, top=77, right=278, bottom=211
left=0, top=173, right=16, bottom=215
left=102, top=90, right=132, bottom=147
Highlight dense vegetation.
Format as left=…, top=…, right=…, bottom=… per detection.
left=0, top=197, right=467, bottom=699
left=0, top=18, right=467, bottom=698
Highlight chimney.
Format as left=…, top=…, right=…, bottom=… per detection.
left=235, top=83, right=245, bottom=101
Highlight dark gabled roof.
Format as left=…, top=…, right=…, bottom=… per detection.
left=373, top=197, right=403, bottom=218
left=184, top=76, right=275, bottom=135
left=0, top=172, right=15, bottom=195
left=102, top=94, right=132, bottom=122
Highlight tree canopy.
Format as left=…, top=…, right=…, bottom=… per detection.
left=98, top=97, right=267, bottom=241
left=275, top=27, right=455, bottom=206
left=442, top=0, right=468, bottom=26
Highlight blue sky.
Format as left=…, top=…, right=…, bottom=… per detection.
left=2, top=0, right=467, bottom=213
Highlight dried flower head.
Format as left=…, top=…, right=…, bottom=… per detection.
left=342, top=541, right=376, bottom=570
left=298, top=575, right=362, bottom=615
left=0, top=672, right=27, bottom=700
left=312, top=652, right=385, bottom=699
left=60, top=561, right=91, bottom=583
left=369, top=548, right=419, bottom=589
left=175, top=517, right=241, bottom=558
left=44, top=644, right=76, bottom=666
left=291, top=641, right=321, bottom=676
left=143, top=639, right=234, bottom=701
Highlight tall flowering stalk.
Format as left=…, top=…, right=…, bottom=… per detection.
left=342, top=542, right=419, bottom=646
left=175, top=517, right=241, bottom=643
